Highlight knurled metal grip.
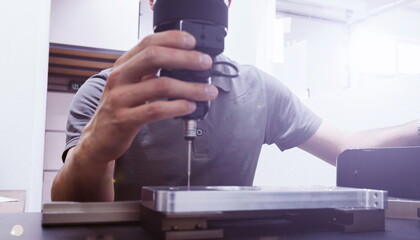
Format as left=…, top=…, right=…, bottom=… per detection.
left=184, top=119, right=197, bottom=140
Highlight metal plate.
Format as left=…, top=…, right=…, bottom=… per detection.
left=337, top=147, right=420, bottom=200
left=385, top=198, right=420, bottom=220
left=141, top=186, right=387, bottom=213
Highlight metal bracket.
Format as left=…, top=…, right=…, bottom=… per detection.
left=140, top=205, right=223, bottom=240
left=284, top=208, right=385, bottom=232
left=140, top=206, right=385, bottom=239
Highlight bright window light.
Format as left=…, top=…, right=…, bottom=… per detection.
left=273, top=17, right=286, bottom=63
left=398, top=43, right=420, bottom=74
left=350, top=33, right=396, bottom=75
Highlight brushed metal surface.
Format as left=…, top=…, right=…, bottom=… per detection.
left=141, top=186, right=387, bottom=213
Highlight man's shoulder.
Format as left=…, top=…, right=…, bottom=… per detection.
left=71, top=68, right=112, bottom=105
left=82, top=68, right=113, bottom=91
left=91, top=68, right=113, bottom=81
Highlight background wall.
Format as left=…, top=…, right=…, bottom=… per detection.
left=350, top=8, right=420, bottom=86
left=50, top=0, right=139, bottom=51
left=139, top=0, right=154, bottom=40
left=276, top=17, right=348, bottom=98
left=0, top=0, right=51, bottom=212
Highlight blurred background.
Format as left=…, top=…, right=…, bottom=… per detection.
left=0, top=0, right=419, bottom=212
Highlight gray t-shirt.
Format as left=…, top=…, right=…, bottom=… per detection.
left=64, top=55, right=322, bottom=200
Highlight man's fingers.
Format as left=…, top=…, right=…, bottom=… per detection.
left=115, top=30, right=196, bottom=67
left=98, top=30, right=217, bottom=133
left=113, top=46, right=212, bottom=85
left=123, top=99, right=197, bottom=125
left=112, top=78, right=219, bottom=108
left=108, top=30, right=212, bottom=89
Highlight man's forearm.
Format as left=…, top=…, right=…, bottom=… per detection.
left=300, top=120, right=420, bottom=166
left=51, top=147, right=115, bottom=202
left=350, top=120, right=420, bottom=149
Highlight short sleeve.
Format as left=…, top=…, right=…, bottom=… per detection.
left=61, top=69, right=111, bottom=161
left=263, top=72, right=322, bottom=151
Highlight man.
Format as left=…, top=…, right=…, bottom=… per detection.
left=51, top=0, right=420, bottom=202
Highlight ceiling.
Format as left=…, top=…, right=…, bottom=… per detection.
left=276, top=0, right=420, bottom=23
left=277, top=0, right=420, bottom=11
left=364, top=0, right=420, bottom=12
left=405, top=0, right=420, bottom=11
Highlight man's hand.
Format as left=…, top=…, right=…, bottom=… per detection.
left=80, top=30, right=219, bottom=163
left=51, top=30, right=219, bottom=201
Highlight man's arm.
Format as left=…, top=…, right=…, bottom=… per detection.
left=51, top=30, right=219, bottom=202
left=51, top=147, right=115, bottom=201
left=299, top=120, right=420, bottom=166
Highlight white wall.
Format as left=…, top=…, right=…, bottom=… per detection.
left=225, top=0, right=276, bottom=72
left=0, top=0, right=51, bottom=212
left=50, top=0, right=139, bottom=51
left=226, top=1, right=349, bottom=97
left=355, top=8, right=420, bottom=41
left=139, top=0, right=154, bottom=40
left=276, top=17, right=348, bottom=97
left=350, top=8, right=420, bottom=85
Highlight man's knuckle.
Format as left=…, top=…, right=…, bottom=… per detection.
left=113, top=109, right=126, bottom=122
left=145, top=103, right=163, bottom=118
left=110, top=110, right=135, bottom=131
left=114, top=56, right=124, bottom=66
left=155, top=78, right=173, bottom=94
left=107, top=89, right=123, bottom=103
left=140, top=34, right=153, bottom=47
left=108, top=69, right=122, bottom=84
left=143, top=46, right=159, bottom=62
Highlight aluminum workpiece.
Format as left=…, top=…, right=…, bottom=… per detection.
left=141, top=186, right=387, bottom=213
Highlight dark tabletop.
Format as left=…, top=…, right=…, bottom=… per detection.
left=0, top=213, right=419, bottom=240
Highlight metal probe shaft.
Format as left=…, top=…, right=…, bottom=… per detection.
left=187, top=140, right=192, bottom=188
left=184, top=119, right=197, bottom=189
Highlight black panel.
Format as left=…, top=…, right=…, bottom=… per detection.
left=337, top=147, right=420, bottom=200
